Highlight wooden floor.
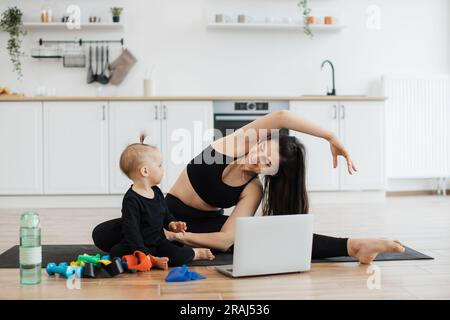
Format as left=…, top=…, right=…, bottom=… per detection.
left=0, top=195, right=449, bottom=300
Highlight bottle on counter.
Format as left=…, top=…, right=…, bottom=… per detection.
left=143, top=67, right=155, bottom=96
left=143, top=78, right=153, bottom=96
left=19, top=211, right=41, bottom=285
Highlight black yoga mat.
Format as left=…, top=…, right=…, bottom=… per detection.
left=0, top=244, right=433, bottom=268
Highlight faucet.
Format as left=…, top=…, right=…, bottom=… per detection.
left=321, top=60, right=336, bottom=96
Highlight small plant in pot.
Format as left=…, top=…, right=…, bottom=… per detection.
left=111, top=7, right=123, bottom=23
left=0, top=6, right=27, bottom=79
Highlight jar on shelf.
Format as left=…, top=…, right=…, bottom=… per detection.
left=41, top=8, right=48, bottom=23
left=47, top=7, right=53, bottom=23
left=324, top=16, right=334, bottom=25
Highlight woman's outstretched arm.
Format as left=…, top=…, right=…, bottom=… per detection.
left=243, top=109, right=334, bottom=140
left=214, top=110, right=357, bottom=174
left=168, top=180, right=263, bottom=251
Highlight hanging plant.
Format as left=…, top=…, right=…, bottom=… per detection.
left=298, top=0, right=313, bottom=39
left=0, top=6, right=27, bottom=79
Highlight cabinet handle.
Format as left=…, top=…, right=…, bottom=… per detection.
left=332, top=105, right=337, bottom=119
left=162, top=105, right=167, bottom=120
left=154, top=105, right=158, bottom=120
left=340, top=105, right=345, bottom=119
left=102, top=105, right=106, bottom=121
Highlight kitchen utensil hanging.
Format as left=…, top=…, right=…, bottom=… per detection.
left=31, top=43, right=64, bottom=59
left=93, top=45, right=99, bottom=82
left=63, top=42, right=86, bottom=68
left=87, top=45, right=95, bottom=84
left=63, top=54, right=86, bottom=68
left=35, top=38, right=124, bottom=84
left=33, top=38, right=124, bottom=62
left=97, top=44, right=110, bottom=84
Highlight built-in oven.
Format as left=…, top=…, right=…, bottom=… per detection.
left=213, top=101, right=289, bottom=140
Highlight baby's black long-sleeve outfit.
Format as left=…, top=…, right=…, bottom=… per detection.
left=109, top=186, right=195, bottom=266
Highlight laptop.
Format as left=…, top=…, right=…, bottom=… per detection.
left=215, top=214, right=314, bottom=277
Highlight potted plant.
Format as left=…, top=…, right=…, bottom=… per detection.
left=110, top=7, right=123, bottom=23
left=298, top=0, right=313, bottom=38
left=0, top=6, right=27, bottom=78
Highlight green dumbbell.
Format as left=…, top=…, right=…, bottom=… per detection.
left=77, top=253, right=101, bottom=266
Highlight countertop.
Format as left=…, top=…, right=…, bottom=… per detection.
left=0, top=95, right=387, bottom=102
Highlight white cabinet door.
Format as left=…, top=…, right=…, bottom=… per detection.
left=339, top=101, right=385, bottom=190
left=43, top=102, right=108, bottom=194
left=162, top=101, right=214, bottom=192
left=289, top=101, right=339, bottom=191
left=109, top=102, right=162, bottom=194
left=0, top=102, right=43, bottom=195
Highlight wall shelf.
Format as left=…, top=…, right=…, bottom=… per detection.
left=22, top=22, right=124, bottom=31
left=207, top=22, right=345, bottom=32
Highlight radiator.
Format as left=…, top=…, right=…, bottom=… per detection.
left=382, top=75, right=450, bottom=179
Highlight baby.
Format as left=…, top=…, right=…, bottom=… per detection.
left=109, top=134, right=215, bottom=267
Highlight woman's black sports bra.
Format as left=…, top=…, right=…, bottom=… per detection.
left=186, top=144, right=257, bottom=209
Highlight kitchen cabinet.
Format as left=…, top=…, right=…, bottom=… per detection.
left=0, top=102, right=43, bottom=195
left=289, top=101, right=385, bottom=191
left=109, top=101, right=213, bottom=194
left=289, top=102, right=339, bottom=191
left=43, top=102, right=108, bottom=194
left=109, top=102, right=162, bottom=194
left=161, top=101, right=214, bottom=191
left=0, top=98, right=382, bottom=197
left=338, top=102, right=385, bottom=190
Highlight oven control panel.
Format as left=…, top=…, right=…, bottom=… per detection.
left=234, top=102, right=269, bottom=111
left=213, top=100, right=288, bottom=114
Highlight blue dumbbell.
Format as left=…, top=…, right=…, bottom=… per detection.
left=101, top=255, right=110, bottom=261
left=121, top=260, right=137, bottom=273
left=46, top=262, right=76, bottom=278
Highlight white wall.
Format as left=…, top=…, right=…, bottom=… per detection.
left=0, top=0, right=449, bottom=97
left=1, top=0, right=449, bottom=192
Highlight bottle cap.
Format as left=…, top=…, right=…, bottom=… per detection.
left=20, top=211, right=40, bottom=228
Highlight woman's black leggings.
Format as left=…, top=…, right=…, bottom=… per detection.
left=164, top=194, right=349, bottom=259
left=92, top=194, right=349, bottom=261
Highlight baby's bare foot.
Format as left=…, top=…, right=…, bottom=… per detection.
left=193, top=248, right=215, bottom=261
left=150, top=256, right=169, bottom=270
left=348, top=238, right=405, bottom=264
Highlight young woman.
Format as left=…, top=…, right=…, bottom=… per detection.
left=93, top=110, right=404, bottom=264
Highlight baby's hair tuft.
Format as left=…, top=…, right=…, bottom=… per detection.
left=119, top=133, right=157, bottom=179
left=140, top=133, right=146, bottom=144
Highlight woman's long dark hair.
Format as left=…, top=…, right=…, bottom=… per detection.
left=262, top=134, right=309, bottom=215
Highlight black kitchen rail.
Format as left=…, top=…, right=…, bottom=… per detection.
left=38, top=38, right=124, bottom=46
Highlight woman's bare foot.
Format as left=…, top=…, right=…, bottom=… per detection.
left=150, top=256, right=169, bottom=270
left=348, top=238, right=405, bottom=264
left=193, top=248, right=215, bottom=261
